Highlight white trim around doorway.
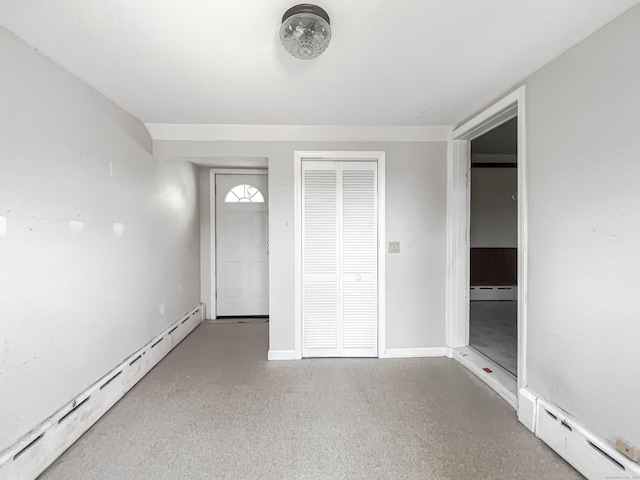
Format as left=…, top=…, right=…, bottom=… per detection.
left=209, top=168, right=268, bottom=320
left=446, top=86, right=528, bottom=414
left=293, top=151, right=386, bottom=360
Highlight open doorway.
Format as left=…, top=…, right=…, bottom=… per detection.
left=469, top=118, right=518, bottom=376
left=447, top=86, right=527, bottom=411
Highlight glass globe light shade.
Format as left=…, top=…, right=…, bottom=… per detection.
left=280, top=4, right=331, bottom=60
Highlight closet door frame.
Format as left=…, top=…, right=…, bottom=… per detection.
left=294, top=151, right=386, bottom=359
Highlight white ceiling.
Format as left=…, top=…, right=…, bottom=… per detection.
left=1, top=0, right=638, bottom=128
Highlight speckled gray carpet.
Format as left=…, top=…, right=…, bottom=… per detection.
left=39, top=322, right=583, bottom=480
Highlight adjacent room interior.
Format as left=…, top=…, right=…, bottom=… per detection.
left=469, top=117, right=518, bottom=377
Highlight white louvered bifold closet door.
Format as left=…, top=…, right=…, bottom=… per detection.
left=340, top=163, right=377, bottom=356
left=302, top=161, right=377, bottom=357
left=302, top=163, right=339, bottom=356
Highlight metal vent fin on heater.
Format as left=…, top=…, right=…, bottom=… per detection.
left=588, top=441, right=626, bottom=471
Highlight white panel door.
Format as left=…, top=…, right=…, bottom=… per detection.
left=302, top=161, right=377, bottom=357
left=216, top=174, right=269, bottom=316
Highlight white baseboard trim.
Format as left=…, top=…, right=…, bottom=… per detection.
left=267, top=350, right=300, bottom=360
left=517, top=387, right=538, bottom=433
left=385, top=347, right=449, bottom=358
left=0, top=304, right=204, bottom=480
left=537, top=398, right=640, bottom=479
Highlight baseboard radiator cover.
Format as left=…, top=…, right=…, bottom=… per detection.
left=537, top=399, right=640, bottom=479
left=0, top=304, right=204, bottom=480
left=469, top=285, right=516, bottom=301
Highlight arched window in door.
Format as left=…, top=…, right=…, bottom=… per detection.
left=224, top=184, right=265, bottom=203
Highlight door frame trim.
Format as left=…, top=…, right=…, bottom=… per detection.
left=293, top=151, right=386, bottom=359
left=446, top=85, right=528, bottom=403
left=209, top=168, right=268, bottom=320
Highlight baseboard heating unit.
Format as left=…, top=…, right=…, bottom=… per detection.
left=537, top=399, right=640, bottom=479
left=469, top=285, right=516, bottom=301
left=0, top=304, right=204, bottom=480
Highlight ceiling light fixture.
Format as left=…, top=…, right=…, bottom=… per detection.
left=279, top=4, right=331, bottom=60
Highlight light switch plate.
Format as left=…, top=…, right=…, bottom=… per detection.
left=388, top=241, right=400, bottom=253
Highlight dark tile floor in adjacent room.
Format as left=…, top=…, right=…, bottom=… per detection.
left=40, top=322, right=582, bottom=480
left=470, top=300, right=518, bottom=375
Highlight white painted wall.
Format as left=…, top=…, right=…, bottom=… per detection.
left=160, top=141, right=447, bottom=352
left=525, top=4, right=640, bottom=446
left=470, top=166, right=518, bottom=248
left=199, top=167, right=212, bottom=316
left=0, top=27, right=200, bottom=451
left=384, top=143, right=447, bottom=348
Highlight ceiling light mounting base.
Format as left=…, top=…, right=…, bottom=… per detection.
left=282, top=4, right=330, bottom=25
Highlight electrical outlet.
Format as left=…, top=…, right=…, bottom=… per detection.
left=388, top=241, right=400, bottom=253
left=616, top=438, right=640, bottom=462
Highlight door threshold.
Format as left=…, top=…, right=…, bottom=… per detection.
left=451, top=346, right=517, bottom=409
